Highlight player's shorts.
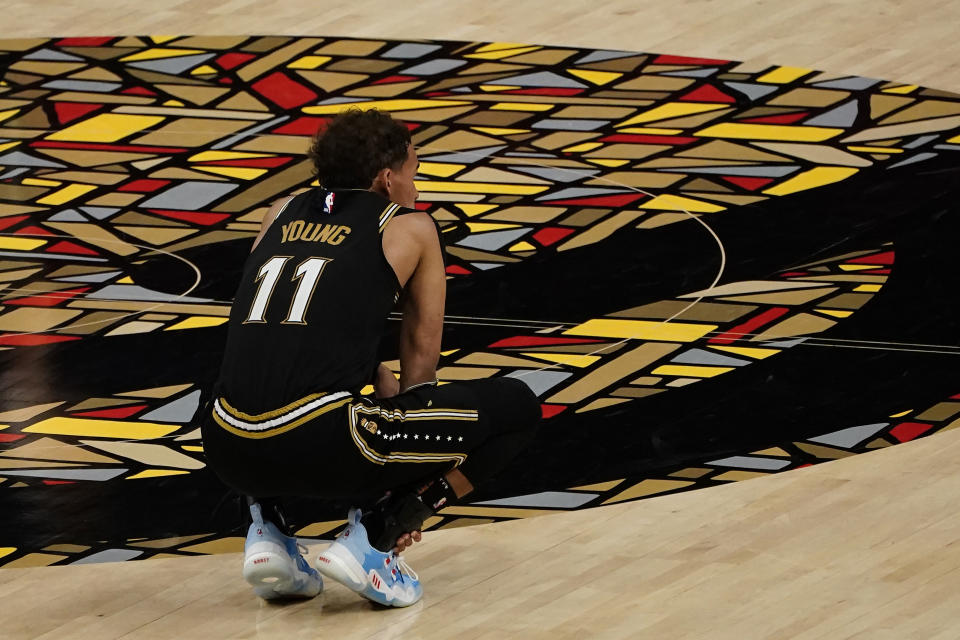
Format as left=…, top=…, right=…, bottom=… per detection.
left=200, top=376, right=540, bottom=501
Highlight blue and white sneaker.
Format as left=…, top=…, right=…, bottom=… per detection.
left=242, top=502, right=323, bottom=600
left=314, top=508, right=423, bottom=607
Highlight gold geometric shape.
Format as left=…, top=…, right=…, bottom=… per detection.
left=179, top=537, right=245, bottom=554
left=22, top=417, right=179, bottom=440
left=0, top=402, right=65, bottom=423
left=603, top=479, right=694, bottom=504
left=83, top=441, right=204, bottom=470
left=569, top=479, right=624, bottom=492
left=295, top=520, right=348, bottom=537
left=0, top=437, right=119, bottom=464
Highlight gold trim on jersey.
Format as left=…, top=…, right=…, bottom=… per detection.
left=378, top=202, right=401, bottom=233
left=346, top=402, right=473, bottom=466
left=213, top=391, right=352, bottom=439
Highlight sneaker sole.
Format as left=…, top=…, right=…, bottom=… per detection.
left=315, top=543, right=421, bottom=608
left=244, top=544, right=321, bottom=600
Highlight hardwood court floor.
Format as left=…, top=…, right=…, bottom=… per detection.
left=3, top=422, right=960, bottom=639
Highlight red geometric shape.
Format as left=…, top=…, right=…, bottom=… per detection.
left=653, top=54, right=730, bottom=65
left=56, top=37, right=113, bottom=46
left=445, top=265, right=471, bottom=275
left=540, top=404, right=567, bottom=419
left=251, top=72, right=318, bottom=109
left=708, top=306, right=790, bottom=345
left=195, top=156, right=292, bottom=168
left=273, top=117, right=329, bottom=136
left=372, top=75, right=419, bottom=85
left=216, top=52, right=255, bottom=70
left=890, top=422, right=933, bottom=443
left=599, top=134, right=698, bottom=145
left=414, top=202, right=432, bottom=211
left=31, top=141, right=186, bottom=153
left=0, top=334, right=81, bottom=346
left=5, top=287, right=89, bottom=308
left=15, top=225, right=53, bottom=236
left=722, top=176, right=774, bottom=191
left=545, top=193, right=647, bottom=207
left=53, top=102, right=102, bottom=125
left=488, top=335, right=605, bottom=348
left=0, top=433, right=25, bottom=443
left=146, top=209, right=230, bottom=225
left=848, top=251, right=895, bottom=265
left=951, top=393, right=960, bottom=400
left=679, top=84, right=736, bottom=103
left=121, top=87, right=156, bottom=96
left=865, top=268, right=891, bottom=275
left=532, top=227, right=575, bottom=246
left=741, top=112, right=809, bottom=125
left=502, top=88, right=583, bottom=96
left=72, top=404, right=148, bottom=419
left=779, top=271, right=808, bottom=278
left=218, top=78, right=234, bottom=85
left=43, top=480, right=76, bottom=485
left=0, top=215, right=28, bottom=232
left=118, top=179, right=170, bottom=193
left=404, top=122, right=420, bottom=131
left=46, top=240, right=99, bottom=256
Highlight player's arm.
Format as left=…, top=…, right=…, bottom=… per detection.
left=398, top=215, right=446, bottom=393
left=250, top=196, right=294, bottom=252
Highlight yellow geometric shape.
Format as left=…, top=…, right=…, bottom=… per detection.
left=757, top=66, right=813, bottom=84
left=883, top=84, right=918, bottom=94
left=288, top=55, right=332, bottom=70
left=126, top=469, right=191, bottom=480
left=618, top=102, right=728, bottom=127
left=47, top=114, right=165, bottom=143
left=838, top=263, right=878, bottom=271
left=418, top=162, right=465, bottom=178
left=854, top=284, right=883, bottom=292
left=119, top=48, right=204, bottom=62
left=0, top=547, right=15, bottom=560
left=149, top=35, right=179, bottom=44
left=644, top=194, right=725, bottom=213
left=0, top=237, right=47, bottom=251
left=466, top=45, right=541, bottom=60
left=22, top=417, right=179, bottom=440
left=36, top=183, right=97, bottom=206
left=162, top=100, right=185, bottom=107
left=712, top=345, right=779, bottom=359
left=563, top=142, right=603, bottom=153
left=510, top=241, right=536, bottom=251
left=0, top=424, right=7, bottom=431
left=182, top=445, right=203, bottom=452
left=472, top=127, right=528, bottom=135
left=890, top=409, right=912, bottom=418
left=479, top=85, right=522, bottom=92
left=817, top=309, right=853, bottom=318
left=413, top=181, right=547, bottom=195
left=440, top=349, right=459, bottom=356
left=520, top=352, right=600, bottom=368
left=474, top=42, right=535, bottom=52
left=847, top=146, right=903, bottom=154
left=164, top=316, right=229, bottom=331
left=589, top=159, right=630, bottom=167
left=304, top=99, right=469, bottom=114
left=188, top=150, right=271, bottom=162
left=359, top=384, right=374, bottom=395
left=193, top=166, right=267, bottom=180
left=454, top=204, right=497, bottom=217
left=22, top=178, right=61, bottom=187
left=0, top=141, right=20, bottom=152
left=190, top=65, right=217, bottom=76
left=117, top=276, right=134, bottom=284
left=696, top=123, right=844, bottom=142
left=564, top=318, right=717, bottom=342
left=603, top=479, right=694, bottom=504
left=0, top=109, right=21, bottom=124
left=652, top=364, right=734, bottom=378
left=466, top=222, right=520, bottom=232
left=763, top=167, right=859, bottom=196
left=949, top=134, right=960, bottom=144
left=568, top=69, right=622, bottom=85
left=491, top=102, right=553, bottom=112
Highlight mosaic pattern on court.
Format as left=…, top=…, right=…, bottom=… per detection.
left=2, top=35, right=960, bottom=567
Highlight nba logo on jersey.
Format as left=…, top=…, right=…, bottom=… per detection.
left=324, top=191, right=335, bottom=214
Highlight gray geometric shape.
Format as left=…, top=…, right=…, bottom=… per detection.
left=805, top=100, right=858, bottom=127
left=761, top=337, right=808, bottom=348
left=661, top=165, right=800, bottom=177
left=317, top=97, right=371, bottom=105
left=402, top=59, right=467, bottom=75
left=505, top=370, right=572, bottom=396
left=707, top=456, right=791, bottom=471
left=56, top=271, right=122, bottom=283
left=86, top=284, right=211, bottom=303
left=80, top=206, right=120, bottom=220
left=575, top=50, right=637, bottom=64
left=904, top=134, right=939, bottom=149
left=538, top=187, right=630, bottom=201
left=141, top=389, right=202, bottom=424
left=140, top=181, right=239, bottom=210
left=510, top=166, right=599, bottom=183
left=471, top=262, right=504, bottom=271
left=212, top=116, right=289, bottom=150
left=71, top=549, right=144, bottom=565
left=505, top=152, right=556, bottom=158
left=24, top=48, right=84, bottom=61
left=2, top=468, right=128, bottom=481
left=935, top=144, right=960, bottom=151
left=0, top=250, right=106, bottom=263
left=420, top=145, right=507, bottom=163
left=888, top=152, right=937, bottom=169
left=48, top=209, right=87, bottom=222
left=809, top=423, right=889, bottom=448
left=0, top=168, right=30, bottom=180
left=382, top=43, right=443, bottom=59
left=663, top=68, right=718, bottom=78
left=671, top=348, right=750, bottom=367
left=42, top=80, right=121, bottom=93
left=499, top=71, right=587, bottom=89
left=474, top=491, right=598, bottom=509
left=0, top=151, right=67, bottom=168
left=127, top=53, right=216, bottom=75
left=457, top=228, right=531, bottom=251
left=813, top=76, right=881, bottom=90
left=724, top=82, right=777, bottom=101
left=532, top=118, right=608, bottom=131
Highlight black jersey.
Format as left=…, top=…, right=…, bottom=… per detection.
left=218, top=188, right=406, bottom=413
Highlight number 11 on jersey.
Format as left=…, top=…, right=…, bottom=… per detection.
left=244, top=256, right=332, bottom=324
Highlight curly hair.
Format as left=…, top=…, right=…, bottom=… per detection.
left=307, top=109, right=412, bottom=189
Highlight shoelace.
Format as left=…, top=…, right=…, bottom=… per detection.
left=393, top=554, right=419, bottom=582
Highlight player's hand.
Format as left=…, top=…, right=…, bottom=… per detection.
left=393, top=530, right=422, bottom=553
left=374, top=363, right=400, bottom=398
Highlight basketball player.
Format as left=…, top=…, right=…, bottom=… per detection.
left=200, top=109, right=541, bottom=607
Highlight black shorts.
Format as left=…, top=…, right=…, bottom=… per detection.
left=201, top=377, right=540, bottom=502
